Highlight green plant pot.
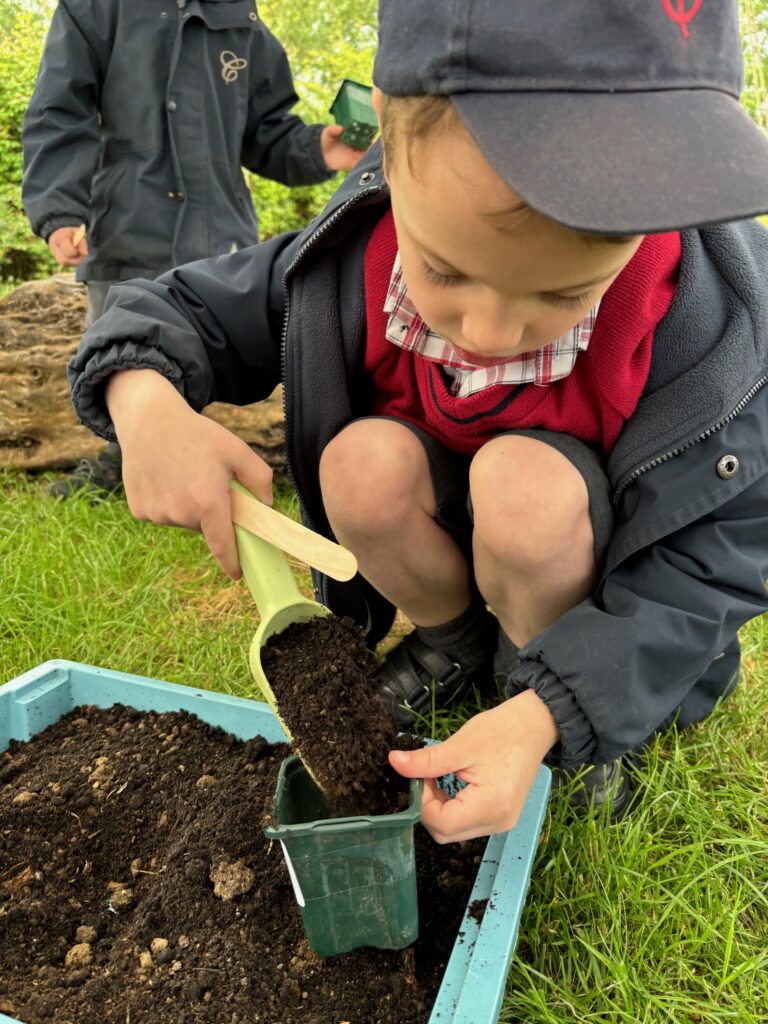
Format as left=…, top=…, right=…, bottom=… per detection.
left=329, top=79, right=378, bottom=150
left=265, top=755, right=422, bottom=957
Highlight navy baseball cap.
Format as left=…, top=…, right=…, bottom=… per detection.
left=373, top=0, right=768, bottom=234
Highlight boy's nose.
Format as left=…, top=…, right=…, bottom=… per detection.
left=460, top=312, right=524, bottom=355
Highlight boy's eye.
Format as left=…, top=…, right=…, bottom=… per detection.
left=418, top=258, right=594, bottom=309
left=544, top=289, right=593, bottom=310
left=420, top=259, right=464, bottom=288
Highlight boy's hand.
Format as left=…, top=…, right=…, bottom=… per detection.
left=107, top=369, right=273, bottom=578
left=48, top=225, right=88, bottom=267
left=320, top=125, right=367, bottom=171
left=389, top=690, right=559, bottom=844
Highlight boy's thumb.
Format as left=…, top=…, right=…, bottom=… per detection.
left=388, top=740, right=458, bottom=780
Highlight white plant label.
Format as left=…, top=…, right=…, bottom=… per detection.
left=280, top=841, right=305, bottom=907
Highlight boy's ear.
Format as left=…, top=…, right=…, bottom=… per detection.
left=372, top=86, right=383, bottom=127
left=371, top=87, right=388, bottom=181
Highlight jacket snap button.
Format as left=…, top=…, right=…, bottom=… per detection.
left=249, top=11, right=258, bottom=20
left=167, top=100, right=177, bottom=112
left=716, top=454, right=739, bottom=479
left=167, top=191, right=175, bottom=199
left=359, top=171, right=375, bottom=185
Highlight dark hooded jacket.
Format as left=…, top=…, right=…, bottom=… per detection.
left=68, top=147, right=768, bottom=769
left=22, top=0, right=333, bottom=283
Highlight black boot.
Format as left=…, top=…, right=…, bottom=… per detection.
left=49, top=442, right=123, bottom=498
left=552, top=760, right=633, bottom=822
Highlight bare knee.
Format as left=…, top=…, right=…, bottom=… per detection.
left=320, top=420, right=434, bottom=535
left=470, top=436, right=593, bottom=569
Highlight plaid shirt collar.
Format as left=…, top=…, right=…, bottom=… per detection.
left=384, top=254, right=601, bottom=398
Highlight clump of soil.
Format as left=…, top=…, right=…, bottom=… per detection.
left=261, top=615, right=414, bottom=815
left=0, top=703, right=485, bottom=1024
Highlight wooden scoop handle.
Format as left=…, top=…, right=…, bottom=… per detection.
left=230, top=485, right=357, bottom=582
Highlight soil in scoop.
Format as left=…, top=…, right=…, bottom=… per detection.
left=0, top=704, right=486, bottom=1024
left=261, top=615, right=415, bottom=816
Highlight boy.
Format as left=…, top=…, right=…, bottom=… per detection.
left=68, top=0, right=768, bottom=843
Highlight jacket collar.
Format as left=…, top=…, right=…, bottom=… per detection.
left=610, top=220, right=768, bottom=484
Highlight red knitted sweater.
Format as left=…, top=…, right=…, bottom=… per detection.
left=364, top=210, right=681, bottom=455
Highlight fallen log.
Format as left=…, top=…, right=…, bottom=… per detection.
left=0, top=274, right=286, bottom=477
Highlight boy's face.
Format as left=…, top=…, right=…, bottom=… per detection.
left=385, top=116, right=643, bottom=364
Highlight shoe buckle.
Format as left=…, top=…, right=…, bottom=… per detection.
left=434, top=661, right=464, bottom=694
left=404, top=661, right=463, bottom=715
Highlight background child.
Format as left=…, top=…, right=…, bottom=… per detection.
left=68, top=0, right=768, bottom=843
left=23, top=0, right=362, bottom=496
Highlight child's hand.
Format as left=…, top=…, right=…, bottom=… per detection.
left=106, top=369, right=273, bottom=578
left=48, top=225, right=88, bottom=267
left=388, top=690, right=559, bottom=843
left=320, top=125, right=367, bottom=170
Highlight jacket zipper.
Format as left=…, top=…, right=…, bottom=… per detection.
left=278, top=185, right=382, bottom=533
left=613, top=375, right=768, bottom=506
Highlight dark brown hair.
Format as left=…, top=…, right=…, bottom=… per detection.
left=380, top=94, right=458, bottom=173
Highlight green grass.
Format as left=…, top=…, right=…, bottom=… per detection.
left=2, top=469, right=767, bottom=1023
left=0, top=471, right=262, bottom=695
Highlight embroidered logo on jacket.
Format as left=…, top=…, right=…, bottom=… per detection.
left=661, top=0, right=703, bottom=39
left=220, top=50, right=248, bottom=84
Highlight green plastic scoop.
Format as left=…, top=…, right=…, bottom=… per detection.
left=230, top=482, right=357, bottom=782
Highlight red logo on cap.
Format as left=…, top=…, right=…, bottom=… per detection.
left=662, top=0, right=703, bottom=39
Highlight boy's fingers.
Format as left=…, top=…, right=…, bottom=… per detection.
left=231, top=445, right=274, bottom=506
left=392, top=739, right=526, bottom=842
left=420, top=777, right=449, bottom=812
left=419, top=785, right=505, bottom=845
left=200, top=509, right=242, bottom=579
left=389, top=736, right=468, bottom=780
left=205, top=439, right=274, bottom=576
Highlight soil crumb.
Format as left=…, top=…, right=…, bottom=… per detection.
left=0, top=703, right=485, bottom=1024
left=261, top=614, right=413, bottom=815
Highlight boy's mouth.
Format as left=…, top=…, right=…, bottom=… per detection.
left=449, top=344, right=520, bottom=366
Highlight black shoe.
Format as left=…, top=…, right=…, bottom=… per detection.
left=49, top=442, right=123, bottom=498
left=375, top=631, right=483, bottom=729
left=553, top=760, right=632, bottom=822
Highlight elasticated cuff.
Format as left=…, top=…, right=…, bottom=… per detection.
left=304, top=123, right=338, bottom=182
left=68, top=349, right=186, bottom=442
left=38, top=215, right=85, bottom=242
left=507, top=660, right=597, bottom=768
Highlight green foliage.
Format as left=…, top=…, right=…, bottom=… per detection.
left=0, top=0, right=53, bottom=36
left=249, top=174, right=338, bottom=241
left=0, top=6, right=58, bottom=284
left=258, top=0, right=378, bottom=113
left=740, top=0, right=768, bottom=130
left=250, top=0, right=378, bottom=239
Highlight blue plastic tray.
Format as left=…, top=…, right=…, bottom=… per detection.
left=0, top=660, right=551, bottom=1024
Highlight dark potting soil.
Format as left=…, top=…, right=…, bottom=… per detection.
left=0, top=703, right=486, bottom=1024
left=260, top=615, right=414, bottom=816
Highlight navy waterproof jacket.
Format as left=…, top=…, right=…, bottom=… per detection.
left=68, top=148, right=768, bottom=769
left=22, top=0, right=333, bottom=283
